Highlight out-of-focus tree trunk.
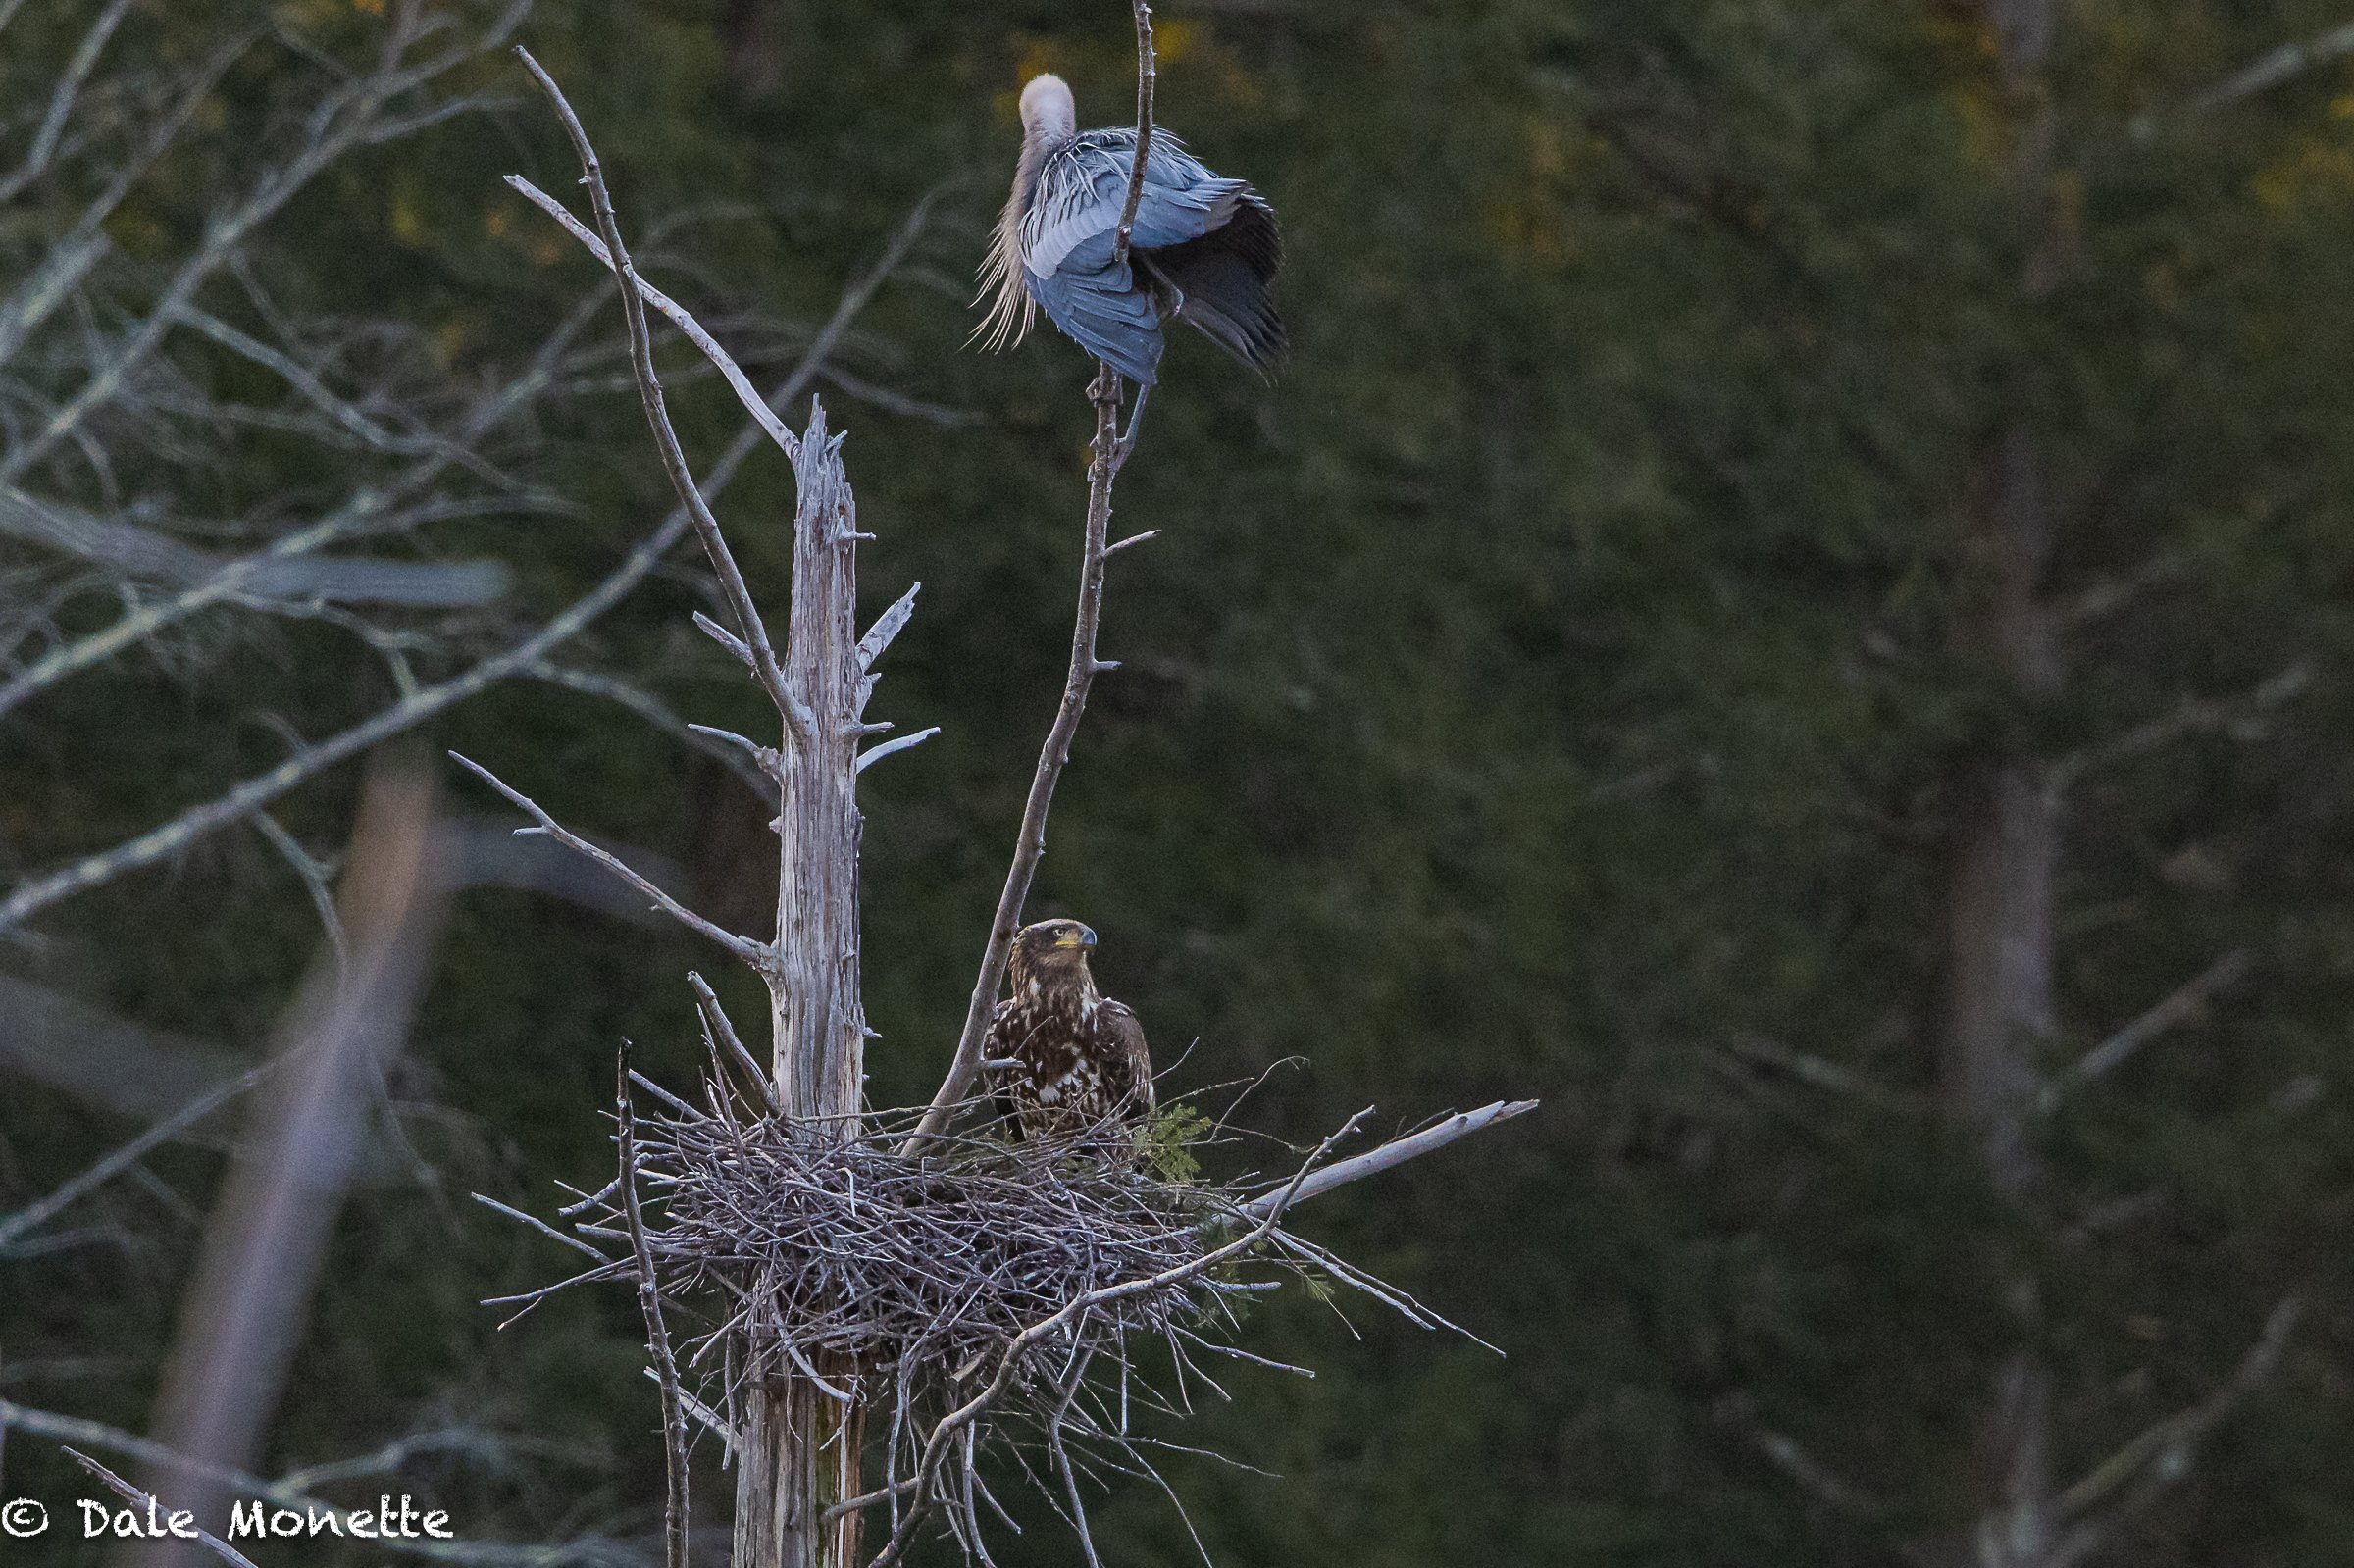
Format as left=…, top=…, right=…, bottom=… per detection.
left=1937, top=3, right=2062, bottom=1563
left=722, top=0, right=789, bottom=100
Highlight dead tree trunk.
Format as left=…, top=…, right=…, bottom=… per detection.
left=736, top=411, right=869, bottom=1568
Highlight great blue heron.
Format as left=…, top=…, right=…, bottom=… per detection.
left=976, top=74, right=1283, bottom=386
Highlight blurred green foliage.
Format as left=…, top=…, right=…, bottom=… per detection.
left=6, top=1, right=2354, bottom=1565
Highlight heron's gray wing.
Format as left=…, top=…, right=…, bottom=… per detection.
left=1029, top=243, right=1163, bottom=383
left=1022, top=146, right=1165, bottom=382
left=1044, top=133, right=1252, bottom=256
left=1128, top=138, right=1255, bottom=251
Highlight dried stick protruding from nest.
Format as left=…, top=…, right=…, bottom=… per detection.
left=619, top=1045, right=691, bottom=1568
left=863, top=1108, right=1375, bottom=1568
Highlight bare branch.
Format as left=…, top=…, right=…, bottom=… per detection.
left=689, top=971, right=781, bottom=1115
left=0, top=216, right=906, bottom=931
left=0, top=1064, right=268, bottom=1255
left=63, top=1447, right=261, bottom=1568
left=502, top=173, right=803, bottom=463
left=165, top=301, right=506, bottom=476
left=645, top=1369, right=739, bottom=1463
left=470, top=1193, right=614, bottom=1263
left=692, top=610, right=758, bottom=670
left=1, top=12, right=516, bottom=488
left=522, top=660, right=778, bottom=803
left=1237, top=1100, right=1540, bottom=1219
left=1714, top=1034, right=1921, bottom=1111
left=0, top=29, right=256, bottom=372
left=2151, top=21, right=2354, bottom=126
left=447, top=751, right=769, bottom=969
left=1716, top=1401, right=1885, bottom=1519
left=0, top=1400, right=619, bottom=1567
left=856, top=727, right=941, bottom=772
left=618, top=1045, right=691, bottom=1568
left=2050, top=1296, right=2302, bottom=1560
left=904, top=360, right=1135, bottom=1152
left=1112, top=1, right=1159, bottom=266
left=2042, top=949, right=2253, bottom=1110
left=2051, top=665, right=2311, bottom=788
left=512, top=48, right=810, bottom=741
left=0, top=0, right=136, bottom=204
left=858, top=582, right=923, bottom=671
left=0, top=288, right=599, bottom=721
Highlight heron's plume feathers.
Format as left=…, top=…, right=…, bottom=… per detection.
left=973, top=75, right=1077, bottom=353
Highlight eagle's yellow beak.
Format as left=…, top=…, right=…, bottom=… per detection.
left=1055, top=924, right=1099, bottom=950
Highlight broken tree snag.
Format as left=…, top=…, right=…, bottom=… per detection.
left=771, top=404, right=868, bottom=1127
left=737, top=402, right=871, bottom=1568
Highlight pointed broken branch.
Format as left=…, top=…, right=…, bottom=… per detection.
left=858, top=728, right=941, bottom=772
left=1238, top=1100, right=1541, bottom=1220
left=859, top=582, right=923, bottom=670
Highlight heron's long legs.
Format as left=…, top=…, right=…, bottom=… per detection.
left=1112, top=382, right=1151, bottom=472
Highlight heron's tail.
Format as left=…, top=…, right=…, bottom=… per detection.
left=1142, top=197, right=1285, bottom=378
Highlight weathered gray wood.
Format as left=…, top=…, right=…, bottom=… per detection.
left=734, top=403, right=869, bottom=1568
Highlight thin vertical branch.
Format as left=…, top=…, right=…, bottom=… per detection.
left=619, top=1045, right=691, bottom=1568
left=1112, top=1, right=1157, bottom=265
left=904, top=361, right=1131, bottom=1152
left=909, top=0, right=1162, bottom=1150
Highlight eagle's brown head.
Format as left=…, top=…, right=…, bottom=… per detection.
left=1009, top=918, right=1099, bottom=998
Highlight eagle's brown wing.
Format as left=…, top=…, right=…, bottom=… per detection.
left=983, top=996, right=1028, bottom=1136
left=1097, top=998, right=1155, bottom=1123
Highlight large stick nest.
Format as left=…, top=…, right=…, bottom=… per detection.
left=500, top=1067, right=1466, bottom=1564
left=630, top=1097, right=1227, bottom=1386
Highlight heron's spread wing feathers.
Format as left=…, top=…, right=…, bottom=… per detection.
left=985, top=126, right=1281, bottom=384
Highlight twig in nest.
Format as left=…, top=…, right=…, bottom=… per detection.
left=619, top=1043, right=691, bottom=1568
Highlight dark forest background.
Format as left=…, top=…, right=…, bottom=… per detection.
left=4, top=1, right=2352, bottom=1564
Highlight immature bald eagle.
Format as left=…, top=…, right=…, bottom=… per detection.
left=985, top=919, right=1155, bottom=1140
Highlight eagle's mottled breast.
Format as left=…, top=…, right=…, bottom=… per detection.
left=985, top=978, right=1152, bottom=1141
